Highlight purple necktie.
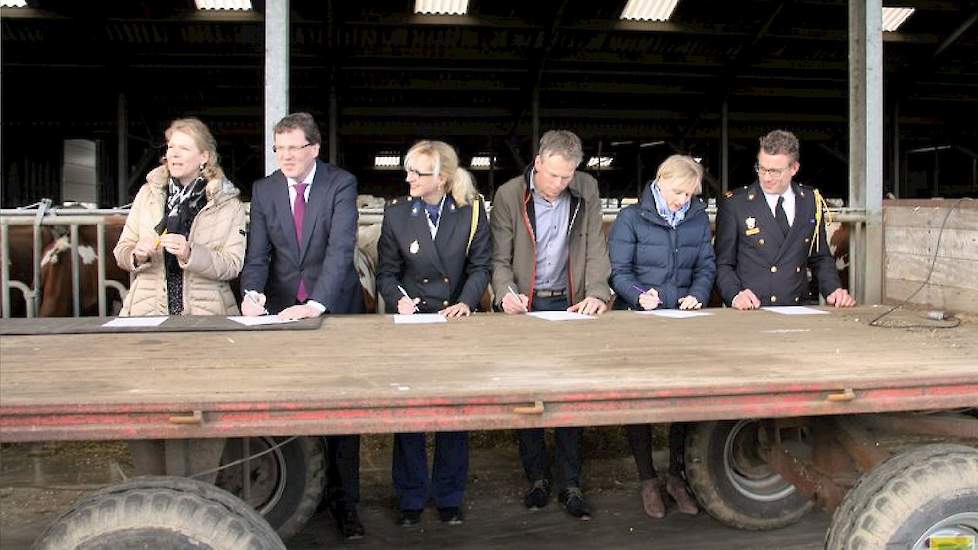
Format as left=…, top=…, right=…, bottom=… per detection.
left=293, top=183, right=309, bottom=302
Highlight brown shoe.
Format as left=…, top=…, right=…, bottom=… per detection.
left=640, top=479, right=666, bottom=519
left=665, top=475, right=698, bottom=515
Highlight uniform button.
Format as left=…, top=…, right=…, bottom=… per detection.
left=770, top=266, right=778, bottom=273
left=443, top=277, right=449, bottom=283
left=422, top=278, right=429, bottom=284
left=443, top=300, right=449, bottom=307
left=804, top=238, right=810, bottom=243
left=796, top=267, right=801, bottom=273
left=771, top=296, right=778, bottom=303
left=795, top=297, right=800, bottom=303
left=758, top=239, right=765, bottom=246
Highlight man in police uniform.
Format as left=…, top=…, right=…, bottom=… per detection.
left=714, top=130, right=856, bottom=310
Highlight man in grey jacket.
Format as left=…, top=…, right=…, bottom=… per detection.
left=490, top=130, right=612, bottom=521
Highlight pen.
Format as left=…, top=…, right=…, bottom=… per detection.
left=507, top=285, right=528, bottom=312
left=155, top=229, right=168, bottom=249
left=632, top=284, right=647, bottom=294
left=244, top=290, right=268, bottom=315
left=397, top=285, right=419, bottom=312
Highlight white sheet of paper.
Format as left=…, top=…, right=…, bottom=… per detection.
left=762, top=306, right=829, bottom=315
left=634, top=309, right=712, bottom=318
left=102, top=316, right=168, bottom=328
left=527, top=311, right=594, bottom=321
left=227, top=316, right=297, bottom=326
left=393, top=314, right=447, bottom=324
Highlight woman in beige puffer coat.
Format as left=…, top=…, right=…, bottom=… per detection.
left=114, top=118, right=246, bottom=316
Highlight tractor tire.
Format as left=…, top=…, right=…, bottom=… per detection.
left=685, top=419, right=813, bottom=530
left=826, top=443, right=978, bottom=550
left=214, top=436, right=324, bottom=542
left=33, top=475, right=284, bottom=550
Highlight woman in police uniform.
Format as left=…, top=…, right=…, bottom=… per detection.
left=376, top=140, right=491, bottom=526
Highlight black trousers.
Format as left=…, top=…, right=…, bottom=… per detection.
left=325, top=434, right=361, bottom=508
left=516, top=294, right=583, bottom=490
left=625, top=423, right=687, bottom=481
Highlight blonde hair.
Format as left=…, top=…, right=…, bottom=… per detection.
left=405, top=140, right=478, bottom=207
left=162, top=118, right=225, bottom=182
left=655, top=155, right=703, bottom=195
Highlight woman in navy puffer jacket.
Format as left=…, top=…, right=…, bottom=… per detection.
left=609, top=155, right=716, bottom=311
left=608, top=154, right=715, bottom=519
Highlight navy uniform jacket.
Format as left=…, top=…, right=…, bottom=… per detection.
left=714, top=181, right=842, bottom=306
left=377, top=195, right=491, bottom=313
left=241, top=159, right=364, bottom=315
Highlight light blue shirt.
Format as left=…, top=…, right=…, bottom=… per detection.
left=651, top=182, right=690, bottom=228
left=530, top=172, right=570, bottom=291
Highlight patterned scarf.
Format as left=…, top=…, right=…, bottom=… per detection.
left=156, top=176, right=207, bottom=236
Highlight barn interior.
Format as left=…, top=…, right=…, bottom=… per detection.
left=2, top=0, right=976, bottom=208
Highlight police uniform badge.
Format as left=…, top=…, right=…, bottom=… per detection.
left=745, top=217, right=760, bottom=236
left=409, top=240, right=420, bottom=254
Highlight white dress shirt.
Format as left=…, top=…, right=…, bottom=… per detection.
left=286, top=161, right=316, bottom=213
left=763, top=185, right=796, bottom=227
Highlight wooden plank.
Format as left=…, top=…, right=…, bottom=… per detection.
left=1, top=308, right=975, bottom=408
left=2, top=308, right=976, bottom=441
left=885, top=252, right=978, bottom=290
left=884, top=277, right=978, bottom=312
left=884, top=227, right=978, bottom=260
left=884, top=203, right=978, bottom=231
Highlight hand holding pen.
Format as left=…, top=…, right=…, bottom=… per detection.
left=633, top=284, right=661, bottom=311
left=242, top=290, right=268, bottom=316
left=502, top=285, right=529, bottom=314
left=396, top=285, right=421, bottom=315
left=132, top=231, right=163, bottom=264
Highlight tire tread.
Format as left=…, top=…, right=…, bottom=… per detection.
left=826, top=443, right=978, bottom=550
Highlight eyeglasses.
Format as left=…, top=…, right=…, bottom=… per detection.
left=272, top=143, right=313, bottom=154
left=405, top=169, right=434, bottom=178
left=754, top=163, right=792, bottom=177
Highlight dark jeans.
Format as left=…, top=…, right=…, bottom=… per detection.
left=516, top=294, right=584, bottom=490
left=626, top=423, right=687, bottom=481
left=392, top=431, right=469, bottom=510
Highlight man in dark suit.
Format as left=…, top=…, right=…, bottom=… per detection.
left=241, top=112, right=366, bottom=539
left=715, top=129, right=856, bottom=310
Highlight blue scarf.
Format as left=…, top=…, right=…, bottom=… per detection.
left=651, top=182, right=690, bottom=228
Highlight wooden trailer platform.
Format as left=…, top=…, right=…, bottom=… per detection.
left=2, top=306, right=976, bottom=443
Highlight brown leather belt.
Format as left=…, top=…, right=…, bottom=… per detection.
left=535, top=288, right=567, bottom=298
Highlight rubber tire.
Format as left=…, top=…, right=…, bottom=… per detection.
left=214, top=436, right=324, bottom=542
left=32, top=475, right=285, bottom=550
left=684, top=420, right=814, bottom=530
left=825, top=443, right=978, bottom=550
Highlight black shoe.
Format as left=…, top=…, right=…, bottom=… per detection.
left=437, top=506, right=464, bottom=525
left=332, top=505, right=365, bottom=540
left=398, top=508, right=422, bottom=527
left=523, top=479, right=551, bottom=510
left=559, top=487, right=592, bottom=521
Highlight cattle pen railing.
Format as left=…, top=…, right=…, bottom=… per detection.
left=1, top=205, right=869, bottom=319
left=0, top=212, right=129, bottom=318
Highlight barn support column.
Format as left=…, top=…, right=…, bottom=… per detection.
left=891, top=98, right=900, bottom=198
left=264, top=0, right=290, bottom=175
left=848, top=0, right=884, bottom=304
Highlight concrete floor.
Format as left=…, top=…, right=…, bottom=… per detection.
left=0, top=438, right=830, bottom=549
